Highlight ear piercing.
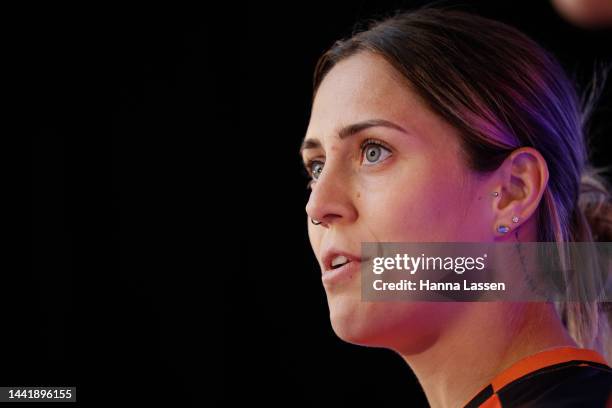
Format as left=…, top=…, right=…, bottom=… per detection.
left=498, top=216, right=520, bottom=234
left=497, top=225, right=510, bottom=234
left=491, top=192, right=519, bottom=234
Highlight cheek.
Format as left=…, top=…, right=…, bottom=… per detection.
left=361, top=166, right=469, bottom=241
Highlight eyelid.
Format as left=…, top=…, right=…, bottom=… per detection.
left=359, top=138, right=392, bottom=151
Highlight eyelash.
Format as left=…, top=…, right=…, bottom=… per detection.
left=303, top=138, right=392, bottom=189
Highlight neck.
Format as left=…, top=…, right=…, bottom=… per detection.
left=399, top=303, right=577, bottom=408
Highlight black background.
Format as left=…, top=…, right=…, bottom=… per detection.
left=26, top=1, right=611, bottom=407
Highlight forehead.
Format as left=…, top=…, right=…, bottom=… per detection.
left=307, top=52, right=428, bottom=137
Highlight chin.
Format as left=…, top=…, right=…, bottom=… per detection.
left=327, top=297, right=447, bottom=354
left=328, top=294, right=374, bottom=346
left=326, top=291, right=391, bottom=346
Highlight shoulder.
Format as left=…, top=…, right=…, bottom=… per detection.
left=497, top=360, right=611, bottom=407
left=465, top=347, right=612, bottom=407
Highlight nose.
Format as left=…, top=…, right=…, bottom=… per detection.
left=305, top=165, right=357, bottom=228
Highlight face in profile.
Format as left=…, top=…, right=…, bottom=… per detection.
left=302, top=52, right=500, bottom=354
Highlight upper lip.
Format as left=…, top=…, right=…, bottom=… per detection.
left=321, top=247, right=366, bottom=273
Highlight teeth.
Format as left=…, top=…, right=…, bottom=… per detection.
left=331, top=255, right=350, bottom=268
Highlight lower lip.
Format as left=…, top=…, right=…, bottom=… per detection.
left=322, top=260, right=362, bottom=285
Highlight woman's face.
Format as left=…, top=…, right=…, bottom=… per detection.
left=302, top=52, right=497, bottom=353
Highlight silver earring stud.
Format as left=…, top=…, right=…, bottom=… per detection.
left=497, top=225, right=510, bottom=234
left=512, top=216, right=519, bottom=223
left=491, top=191, right=499, bottom=197
left=311, top=218, right=322, bottom=225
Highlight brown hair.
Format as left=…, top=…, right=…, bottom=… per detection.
left=312, top=7, right=612, bottom=360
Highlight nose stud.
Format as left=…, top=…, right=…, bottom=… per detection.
left=491, top=191, right=499, bottom=197
left=311, top=218, right=322, bottom=225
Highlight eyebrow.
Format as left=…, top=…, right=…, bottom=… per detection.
left=299, top=119, right=408, bottom=155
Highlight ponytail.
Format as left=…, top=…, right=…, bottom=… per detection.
left=557, top=62, right=612, bottom=362
left=563, top=166, right=612, bottom=361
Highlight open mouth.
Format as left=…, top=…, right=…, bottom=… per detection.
left=330, top=255, right=351, bottom=270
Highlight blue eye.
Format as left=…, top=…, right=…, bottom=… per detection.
left=303, top=139, right=391, bottom=189
left=361, top=140, right=392, bottom=165
left=303, top=160, right=324, bottom=189
left=310, top=161, right=324, bottom=179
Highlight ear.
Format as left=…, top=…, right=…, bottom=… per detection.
left=491, top=147, right=549, bottom=236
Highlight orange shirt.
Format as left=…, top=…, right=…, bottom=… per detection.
left=463, top=347, right=612, bottom=407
